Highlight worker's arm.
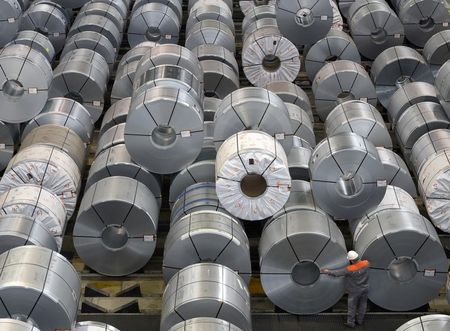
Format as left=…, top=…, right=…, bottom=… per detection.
left=321, top=266, right=349, bottom=277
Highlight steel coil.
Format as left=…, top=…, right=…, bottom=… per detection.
left=396, top=315, right=450, bottom=331
left=69, top=14, right=122, bottom=49
left=0, top=319, right=40, bottom=331
left=242, top=17, right=277, bottom=43
left=186, top=3, right=234, bottom=35
left=288, top=137, right=312, bottom=181
left=192, top=44, right=239, bottom=76
left=241, top=4, right=275, bottom=33
left=132, top=0, right=182, bottom=21
left=423, top=30, right=450, bottom=77
left=52, top=0, right=90, bottom=9
left=7, top=30, right=55, bottom=63
left=185, top=20, right=235, bottom=53
left=96, top=123, right=125, bottom=157
left=75, top=321, right=120, bottom=331
left=78, top=2, right=125, bottom=31
left=90, top=0, right=129, bottom=19
left=160, top=263, right=252, bottom=331
left=100, top=97, right=131, bottom=135
left=189, top=0, right=233, bottom=14
left=411, top=129, right=450, bottom=175
left=200, top=60, right=239, bottom=99
left=285, top=103, right=315, bottom=148
left=0, top=122, right=18, bottom=171
left=435, top=59, right=450, bottom=117
left=203, top=97, right=220, bottom=121
left=118, top=41, right=156, bottom=68
left=168, top=318, right=242, bottom=331
left=111, top=61, right=138, bottom=103
left=0, top=0, right=21, bottom=47
left=74, top=176, right=159, bottom=276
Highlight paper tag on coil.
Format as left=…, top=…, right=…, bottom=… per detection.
left=28, top=88, right=37, bottom=94
left=93, top=101, right=101, bottom=107
left=424, top=269, right=436, bottom=277
left=359, top=97, right=367, bottom=102
left=7, top=18, right=15, bottom=23
left=394, top=33, right=401, bottom=39
left=144, top=234, right=156, bottom=242
left=275, top=133, right=285, bottom=140
left=0, top=144, right=5, bottom=149
left=320, top=16, right=328, bottom=20
left=53, top=32, right=60, bottom=37
left=377, top=180, right=387, bottom=187
left=165, top=35, right=172, bottom=39
left=181, top=130, right=191, bottom=138
left=444, top=22, right=449, bottom=27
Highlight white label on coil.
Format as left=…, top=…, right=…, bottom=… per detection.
left=7, top=18, right=15, bottom=23
left=279, top=185, right=290, bottom=193
left=181, top=130, right=191, bottom=138
left=321, top=16, right=328, bottom=20
left=444, top=22, right=449, bottom=27
left=53, top=32, right=60, bottom=37
left=394, top=33, right=401, bottom=39
left=165, top=35, right=172, bottom=39
left=377, top=180, right=387, bottom=187
left=275, top=133, right=285, bottom=140
left=0, top=144, right=5, bottom=149
left=359, top=97, right=367, bottom=102
left=144, top=235, right=155, bottom=242
left=424, top=269, right=436, bottom=277
left=93, top=101, right=101, bottom=107
left=28, top=88, right=37, bottom=94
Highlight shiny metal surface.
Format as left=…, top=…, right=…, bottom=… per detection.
left=160, top=263, right=252, bottom=331
left=75, top=321, right=120, bottom=331
left=0, top=214, right=58, bottom=253
left=348, top=0, right=404, bottom=60
left=200, top=60, right=239, bottom=99
left=435, top=59, right=450, bottom=117
left=371, top=46, right=433, bottom=108
left=186, top=3, right=234, bottom=35
left=168, top=318, right=242, bottom=331
left=309, top=132, right=386, bottom=219
left=50, top=49, right=109, bottom=123
left=125, top=86, right=204, bottom=174
left=100, top=98, right=131, bottom=135
left=396, top=315, right=450, bottom=331
left=338, top=0, right=355, bottom=18
left=305, top=29, right=361, bottom=82
left=185, top=20, right=235, bottom=53
left=133, top=0, right=182, bottom=21
left=0, top=121, right=18, bottom=172
left=0, top=319, right=40, bottom=331
left=242, top=17, right=277, bottom=43
left=21, top=124, right=87, bottom=171
left=128, top=3, right=180, bottom=47
left=288, top=137, right=312, bottom=181
left=395, top=102, right=450, bottom=158
left=192, top=44, right=239, bottom=76
left=23, top=97, right=94, bottom=143
left=0, top=246, right=81, bottom=330
left=0, top=144, right=81, bottom=219
left=285, top=103, right=315, bottom=148
left=376, top=147, right=417, bottom=198
left=353, top=209, right=448, bottom=311
left=312, top=60, right=377, bottom=122
left=216, top=130, right=291, bottom=221
left=264, top=81, right=312, bottom=121
left=62, top=31, right=116, bottom=72
left=276, top=0, right=333, bottom=46
left=0, top=44, right=52, bottom=123
left=0, top=0, right=22, bottom=47
left=69, top=14, right=122, bottom=49
left=20, top=1, right=69, bottom=52
left=240, top=0, right=275, bottom=15
left=214, top=87, right=293, bottom=152
left=423, top=30, right=450, bottom=77
left=86, top=144, right=162, bottom=206
left=170, top=182, right=227, bottom=225
left=326, top=100, right=392, bottom=148
left=52, top=0, right=90, bottom=8
left=111, top=61, right=138, bottom=103
left=7, top=30, right=55, bottom=63
left=118, top=41, right=156, bottom=68
left=203, top=97, right=220, bottom=122
left=411, top=129, right=450, bottom=175
left=387, top=82, right=439, bottom=125
left=78, top=2, right=125, bottom=31
left=189, top=0, right=233, bottom=13
left=163, top=210, right=251, bottom=283
left=396, top=0, right=450, bottom=47
left=96, top=123, right=125, bottom=157
left=74, top=176, right=159, bottom=276
left=241, top=4, right=275, bottom=33
left=242, top=26, right=300, bottom=87
left=260, top=207, right=347, bottom=314
left=0, top=185, right=67, bottom=250
left=91, top=0, right=129, bottom=19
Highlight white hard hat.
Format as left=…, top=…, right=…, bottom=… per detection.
left=347, top=250, right=359, bottom=261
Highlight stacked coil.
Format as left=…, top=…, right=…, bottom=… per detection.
left=423, top=30, right=450, bottom=77
left=74, top=321, right=120, bottom=331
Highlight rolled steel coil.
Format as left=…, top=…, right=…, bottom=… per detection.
left=241, top=4, right=275, bottom=33
left=186, top=2, right=234, bottom=35
left=111, top=61, right=138, bottom=104
left=264, top=81, right=312, bottom=121
left=276, top=0, right=333, bottom=46
left=78, top=2, right=125, bottom=31
left=185, top=20, right=235, bottom=53
left=73, top=176, right=159, bottom=276
left=168, top=318, right=242, bottom=331
left=163, top=210, right=251, bottom=283
left=198, top=121, right=215, bottom=161
left=90, top=0, right=129, bottom=19
left=100, top=97, right=131, bottom=135
left=52, top=0, right=90, bottom=9
left=7, top=30, right=55, bottom=63
left=69, top=14, right=122, bottom=49
left=216, top=130, right=291, bottom=221
left=132, top=0, right=182, bottom=22
left=170, top=182, right=227, bottom=225
left=242, top=17, right=277, bottom=44
left=387, top=82, right=439, bottom=125
left=21, top=124, right=86, bottom=171
left=214, top=87, right=293, bottom=152
left=260, top=205, right=347, bottom=314
left=0, top=122, right=19, bottom=172
left=371, top=46, right=434, bottom=108
left=396, top=315, right=450, bottom=331
left=325, top=100, right=392, bottom=148
left=20, top=0, right=69, bottom=53
left=0, top=214, right=58, bottom=254
left=0, top=319, right=40, bottom=331
left=240, top=0, right=275, bottom=15
left=160, top=263, right=252, bottom=331
left=192, top=44, right=239, bottom=76
left=348, top=0, right=404, bottom=60
left=125, top=86, right=204, bottom=174
left=0, top=144, right=81, bottom=218
left=75, top=321, right=120, bottom=331
left=285, top=103, right=315, bottom=148
left=288, top=137, right=312, bottom=181
left=62, top=31, right=117, bottom=72
left=395, top=0, right=450, bottom=47
left=435, top=59, right=450, bottom=117
left=0, top=0, right=21, bottom=47
left=242, top=26, right=300, bottom=87
left=0, top=246, right=81, bottom=330
left=128, top=3, right=180, bottom=48
left=200, top=60, right=239, bottom=99
left=312, top=60, right=377, bottom=122
left=50, top=49, right=109, bottom=123
left=423, top=30, right=450, bottom=77
left=0, top=185, right=66, bottom=250
left=395, top=102, right=450, bottom=159
left=189, top=0, right=233, bottom=14
left=338, top=0, right=355, bottom=18
left=118, top=41, right=156, bottom=68
left=23, top=97, right=94, bottom=143
left=86, top=144, right=162, bottom=206
left=203, top=97, right=220, bottom=122
left=411, top=129, right=450, bottom=175
left=304, top=29, right=361, bottom=82
left=96, top=123, right=125, bottom=157
left=376, top=147, right=417, bottom=198
left=353, top=209, right=448, bottom=311
left=0, top=44, right=52, bottom=123
left=309, top=132, right=386, bottom=219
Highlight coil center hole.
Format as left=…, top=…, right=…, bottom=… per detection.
left=3, top=79, right=24, bottom=98
left=388, top=257, right=417, bottom=283
left=419, top=17, right=435, bottom=32
left=291, top=261, right=320, bottom=286
left=102, top=225, right=129, bottom=250
left=370, top=28, right=387, bottom=44
left=295, top=8, right=314, bottom=27
left=325, top=55, right=339, bottom=63
left=262, top=54, right=281, bottom=72
left=336, top=173, right=363, bottom=197
left=336, top=91, right=354, bottom=104
left=395, top=76, right=411, bottom=88
left=240, top=173, right=267, bottom=198
left=146, top=26, right=162, bottom=42
left=152, top=125, right=177, bottom=147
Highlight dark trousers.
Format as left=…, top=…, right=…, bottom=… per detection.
left=347, top=290, right=368, bottom=326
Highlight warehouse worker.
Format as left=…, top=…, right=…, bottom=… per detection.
left=322, top=250, right=370, bottom=329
